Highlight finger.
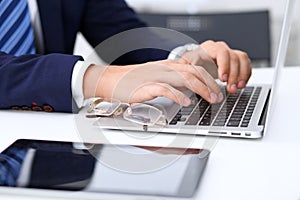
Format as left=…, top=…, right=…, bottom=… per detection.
left=178, top=45, right=219, bottom=79
left=190, top=64, right=221, bottom=94
left=155, top=64, right=223, bottom=103
left=226, top=52, right=240, bottom=93
left=157, top=65, right=222, bottom=103
left=215, top=42, right=231, bottom=82
left=200, top=41, right=231, bottom=82
left=234, top=50, right=252, bottom=89
left=179, top=73, right=223, bottom=104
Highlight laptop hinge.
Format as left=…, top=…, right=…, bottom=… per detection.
left=258, top=89, right=271, bottom=126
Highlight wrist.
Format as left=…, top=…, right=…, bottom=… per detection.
left=83, top=65, right=134, bottom=100
left=83, top=64, right=106, bottom=98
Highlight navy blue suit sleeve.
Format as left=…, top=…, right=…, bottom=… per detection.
left=0, top=52, right=82, bottom=113
left=80, top=0, right=183, bottom=65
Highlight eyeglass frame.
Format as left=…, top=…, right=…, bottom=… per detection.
left=85, top=98, right=168, bottom=127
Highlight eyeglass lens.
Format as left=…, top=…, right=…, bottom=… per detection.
left=93, top=100, right=121, bottom=116
left=124, top=104, right=162, bottom=125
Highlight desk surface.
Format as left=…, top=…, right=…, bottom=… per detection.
left=1, top=67, right=300, bottom=200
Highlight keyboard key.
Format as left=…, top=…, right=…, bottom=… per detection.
left=241, top=123, right=249, bottom=127
left=186, top=100, right=209, bottom=125
left=213, top=120, right=227, bottom=126
left=169, top=111, right=183, bottom=125
left=227, top=121, right=240, bottom=127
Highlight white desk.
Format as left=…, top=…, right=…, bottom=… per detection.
left=1, top=67, right=300, bottom=200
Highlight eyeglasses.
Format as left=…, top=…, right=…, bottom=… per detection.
left=86, top=98, right=167, bottom=127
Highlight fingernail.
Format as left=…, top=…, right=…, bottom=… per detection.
left=238, top=80, right=246, bottom=88
left=222, top=74, right=228, bottom=82
left=183, top=97, right=191, bottom=106
left=230, top=84, right=237, bottom=91
left=210, top=93, right=218, bottom=103
left=218, top=92, right=224, bottom=102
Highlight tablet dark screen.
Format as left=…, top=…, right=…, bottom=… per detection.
left=0, top=139, right=209, bottom=197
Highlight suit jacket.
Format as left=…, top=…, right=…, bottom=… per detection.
left=0, top=0, right=183, bottom=113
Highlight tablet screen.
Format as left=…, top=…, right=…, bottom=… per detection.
left=0, top=139, right=209, bottom=197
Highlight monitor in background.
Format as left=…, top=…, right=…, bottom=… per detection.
left=138, top=10, right=271, bottom=68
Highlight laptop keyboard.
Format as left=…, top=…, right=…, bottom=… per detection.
left=169, top=86, right=262, bottom=128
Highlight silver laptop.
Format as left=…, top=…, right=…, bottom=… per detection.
left=94, top=0, right=295, bottom=139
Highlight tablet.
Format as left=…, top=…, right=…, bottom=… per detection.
left=0, top=139, right=209, bottom=198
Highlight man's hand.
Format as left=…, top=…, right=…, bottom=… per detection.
left=83, top=59, right=223, bottom=107
left=178, top=40, right=252, bottom=94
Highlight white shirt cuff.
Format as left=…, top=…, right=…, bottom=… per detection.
left=168, top=44, right=199, bottom=60
left=71, top=60, right=93, bottom=109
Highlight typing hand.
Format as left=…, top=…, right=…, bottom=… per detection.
left=83, top=59, right=224, bottom=107
left=178, top=40, right=252, bottom=94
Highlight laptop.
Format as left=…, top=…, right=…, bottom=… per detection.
left=93, top=0, right=295, bottom=139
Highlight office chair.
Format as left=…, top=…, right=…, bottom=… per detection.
left=138, top=10, right=271, bottom=67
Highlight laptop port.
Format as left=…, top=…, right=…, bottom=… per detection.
left=231, top=132, right=241, bottom=136
left=245, top=133, right=252, bottom=136
left=208, top=131, right=227, bottom=135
